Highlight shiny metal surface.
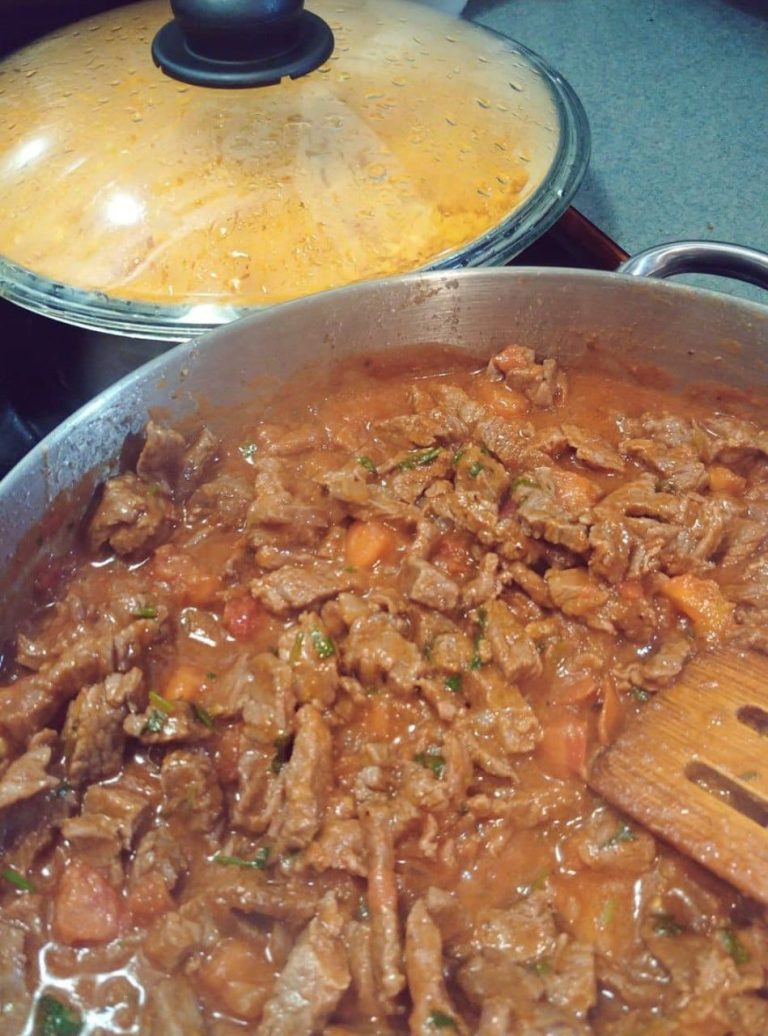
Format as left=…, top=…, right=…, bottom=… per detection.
left=1, top=265, right=767, bottom=638
left=620, top=240, right=768, bottom=292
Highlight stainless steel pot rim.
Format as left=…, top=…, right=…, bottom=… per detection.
left=0, top=27, right=590, bottom=342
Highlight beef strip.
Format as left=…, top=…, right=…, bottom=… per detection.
left=267, top=704, right=332, bottom=852
left=251, top=562, right=360, bottom=615
left=483, top=599, right=542, bottom=682
left=148, top=975, right=207, bottom=1036
left=61, top=784, right=150, bottom=878
left=62, top=668, right=144, bottom=784
left=160, top=749, right=223, bottom=834
left=361, top=804, right=406, bottom=1011
left=0, top=920, right=31, bottom=1035
left=405, top=897, right=468, bottom=1036
left=0, top=730, right=58, bottom=811
left=88, top=472, right=173, bottom=556
left=343, top=611, right=424, bottom=694
left=0, top=615, right=164, bottom=746
left=256, top=892, right=351, bottom=1036
left=486, top=344, right=566, bottom=408
left=403, top=559, right=460, bottom=612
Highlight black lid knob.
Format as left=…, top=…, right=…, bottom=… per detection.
left=152, top=0, right=335, bottom=89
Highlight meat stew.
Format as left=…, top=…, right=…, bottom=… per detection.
left=2, top=344, right=768, bottom=1034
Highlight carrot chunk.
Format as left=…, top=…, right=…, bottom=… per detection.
left=708, top=465, right=746, bottom=495
left=54, top=859, right=121, bottom=945
left=162, top=662, right=205, bottom=703
left=126, top=872, right=174, bottom=927
left=661, top=574, right=734, bottom=640
left=152, top=545, right=219, bottom=605
left=198, top=936, right=276, bottom=1021
left=536, top=716, right=588, bottom=780
left=345, top=520, right=397, bottom=569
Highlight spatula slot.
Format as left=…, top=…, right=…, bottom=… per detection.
left=685, top=761, right=768, bottom=827
left=736, top=705, right=768, bottom=736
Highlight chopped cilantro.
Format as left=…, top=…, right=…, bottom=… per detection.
left=213, top=847, right=270, bottom=870
left=193, top=703, right=214, bottom=729
left=2, top=867, right=36, bottom=893
left=422, top=639, right=434, bottom=662
left=719, top=927, right=750, bottom=965
left=444, top=674, right=462, bottom=694
left=205, top=671, right=218, bottom=680
left=356, top=455, right=378, bottom=474
left=511, top=475, right=538, bottom=490
left=398, top=446, right=442, bottom=470
left=476, top=606, right=488, bottom=631
left=272, top=734, right=293, bottom=774
left=131, top=605, right=158, bottom=620
left=452, top=447, right=466, bottom=465
left=427, top=1010, right=457, bottom=1030
left=239, top=442, right=258, bottom=458
left=516, top=867, right=550, bottom=896
left=141, top=709, right=167, bottom=736
left=652, top=912, right=683, bottom=937
left=602, top=822, right=636, bottom=848
left=630, top=686, right=651, bottom=703
left=289, top=630, right=304, bottom=665
left=310, top=629, right=335, bottom=659
left=598, top=897, right=617, bottom=930
left=148, top=690, right=174, bottom=714
left=468, top=607, right=487, bottom=670
left=35, top=995, right=83, bottom=1036
left=468, top=460, right=485, bottom=479
left=529, top=957, right=551, bottom=976
left=415, top=750, right=446, bottom=780
left=657, top=478, right=675, bottom=493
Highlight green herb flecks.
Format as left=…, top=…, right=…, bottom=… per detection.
left=415, top=749, right=447, bottom=780
left=397, top=446, right=442, bottom=471
left=193, top=704, right=214, bottom=729
left=529, top=957, right=551, bottom=977
left=652, top=912, right=683, bottom=937
left=427, top=1010, right=457, bottom=1030
left=271, top=734, right=293, bottom=774
left=239, top=442, right=258, bottom=459
left=356, top=455, right=378, bottom=474
left=630, top=686, right=651, bottom=703
left=468, top=460, right=485, bottom=479
left=213, top=847, right=270, bottom=871
left=515, top=867, right=550, bottom=897
left=719, top=927, right=751, bottom=965
left=598, top=897, right=617, bottom=930
left=468, top=606, right=487, bottom=670
left=2, top=867, right=36, bottom=893
left=422, top=639, right=434, bottom=662
left=131, top=605, right=158, bottom=620
left=35, top=995, right=83, bottom=1036
left=205, top=671, right=218, bottom=680
left=289, top=631, right=304, bottom=665
left=452, top=447, right=466, bottom=465
left=601, top=822, right=637, bottom=849
left=444, top=674, right=462, bottom=694
left=148, top=690, right=174, bottom=714
left=310, top=629, right=335, bottom=659
left=510, top=475, right=538, bottom=491
left=141, top=709, right=168, bottom=736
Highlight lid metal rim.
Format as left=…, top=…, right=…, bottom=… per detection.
left=0, top=18, right=590, bottom=342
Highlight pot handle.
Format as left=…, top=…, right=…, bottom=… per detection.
left=619, top=240, right=768, bottom=292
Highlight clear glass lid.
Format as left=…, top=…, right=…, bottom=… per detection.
left=0, top=0, right=589, bottom=338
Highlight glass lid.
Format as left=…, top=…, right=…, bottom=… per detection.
left=0, top=0, right=589, bottom=339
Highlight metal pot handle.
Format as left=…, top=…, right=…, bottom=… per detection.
left=619, top=240, right=768, bottom=292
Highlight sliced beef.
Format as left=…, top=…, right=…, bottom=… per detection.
left=278, top=613, right=339, bottom=708
left=405, top=898, right=468, bottom=1036
left=543, top=940, right=596, bottom=1019
left=619, top=629, right=693, bottom=690
left=403, top=559, right=460, bottom=612
left=483, top=599, right=542, bottom=682
left=361, top=804, right=406, bottom=1011
left=206, top=651, right=295, bottom=732
left=61, top=784, right=150, bottom=877
left=621, top=436, right=708, bottom=492
left=251, top=562, right=359, bottom=615
left=256, top=892, right=350, bottom=1036
left=148, top=975, right=206, bottom=1036
left=459, top=668, right=541, bottom=777
left=343, top=611, right=423, bottom=694
left=160, top=749, right=223, bottom=834
left=232, top=738, right=281, bottom=835
left=0, top=920, right=31, bottom=1034
left=0, top=730, right=58, bottom=811
left=302, top=819, right=367, bottom=877
left=545, top=568, right=614, bottom=633
left=62, top=668, right=144, bottom=784
left=0, top=615, right=164, bottom=746
left=514, top=470, right=590, bottom=555
left=487, top=344, right=566, bottom=408
left=88, top=472, right=172, bottom=556
left=267, top=705, right=332, bottom=852
left=473, top=892, right=558, bottom=964
left=188, top=472, right=253, bottom=527
left=136, top=421, right=187, bottom=493
left=543, top=424, right=624, bottom=474
left=123, top=702, right=211, bottom=746
left=131, top=827, right=189, bottom=891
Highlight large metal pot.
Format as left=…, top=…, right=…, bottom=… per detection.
left=2, top=240, right=768, bottom=640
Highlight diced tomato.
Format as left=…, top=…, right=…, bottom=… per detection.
left=551, top=468, right=602, bottom=513
left=223, top=595, right=264, bottom=640
left=126, top=872, right=174, bottom=927
left=162, top=662, right=205, bottom=702
left=345, top=520, right=397, bottom=569
left=536, top=715, right=589, bottom=780
left=661, top=573, right=734, bottom=640
left=213, top=723, right=244, bottom=785
left=54, top=859, right=121, bottom=945
left=152, top=545, right=219, bottom=606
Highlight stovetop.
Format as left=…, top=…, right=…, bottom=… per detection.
left=0, top=3, right=627, bottom=480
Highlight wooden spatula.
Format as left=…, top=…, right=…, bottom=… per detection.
left=589, top=648, right=768, bottom=903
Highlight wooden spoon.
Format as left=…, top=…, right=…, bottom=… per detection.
left=589, top=647, right=768, bottom=903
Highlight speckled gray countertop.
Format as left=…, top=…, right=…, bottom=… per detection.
left=467, top=0, right=768, bottom=300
